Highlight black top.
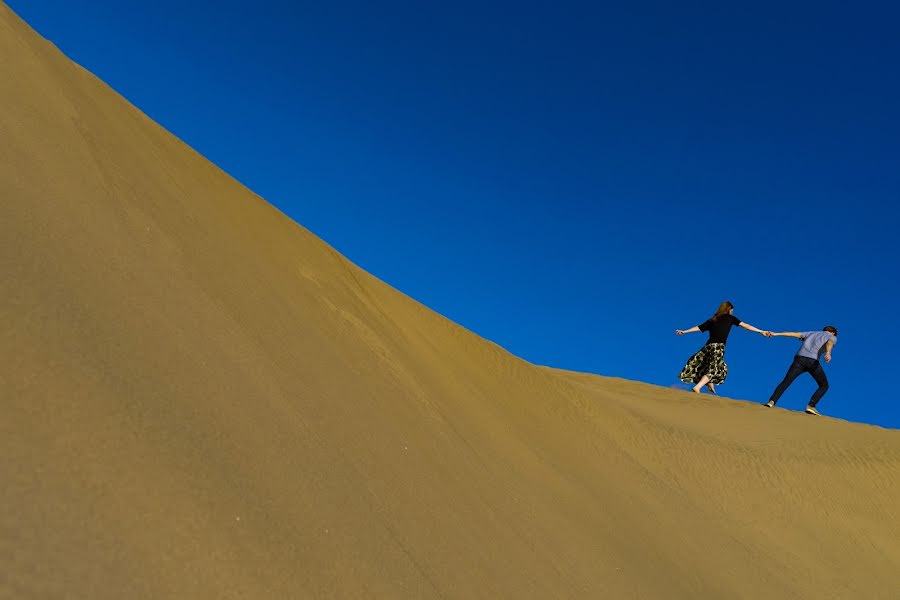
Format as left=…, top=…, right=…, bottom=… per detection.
left=699, top=314, right=742, bottom=344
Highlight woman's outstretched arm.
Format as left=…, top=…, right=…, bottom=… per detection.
left=739, top=322, right=772, bottom=336
left=675, top=326, right=701, bottom=335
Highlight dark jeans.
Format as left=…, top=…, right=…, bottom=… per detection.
left=769, top=356, right=830, bottom=407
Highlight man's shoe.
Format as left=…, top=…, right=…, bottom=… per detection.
left=805, top=405, right=822, bottom=416
left=764, top=400, right=775, bottom=408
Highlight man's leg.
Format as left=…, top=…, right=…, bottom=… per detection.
left=767, top=357, right=806, bottom=406
left=807, top=362, right=830, bottom=408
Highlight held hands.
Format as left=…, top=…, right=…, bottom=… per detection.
left=675, top=330, right=685, bottom=335
left=761, top=331, right=774, bottom=338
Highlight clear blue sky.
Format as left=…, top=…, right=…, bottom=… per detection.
left=9, top=1, right=899, bottom=428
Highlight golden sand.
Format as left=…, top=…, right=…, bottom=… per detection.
left=2, top=3, right=898, bottom=597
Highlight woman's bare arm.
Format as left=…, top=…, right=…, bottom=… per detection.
left=675, top=326, right=701, bottom=335
left=739, top=322, right=771, bottom=336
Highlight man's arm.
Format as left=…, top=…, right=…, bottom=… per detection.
left=771, top=331, right=805, bottom=339
left=824, top=339, right=835, bottom=363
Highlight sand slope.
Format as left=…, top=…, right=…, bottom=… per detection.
left=2, top=4, right=898, bottom=598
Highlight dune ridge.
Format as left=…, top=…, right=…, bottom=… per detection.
left=2, top=3, right=899, bottom=598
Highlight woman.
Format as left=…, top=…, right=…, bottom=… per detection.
left=675, top=301, right=770, bottom=394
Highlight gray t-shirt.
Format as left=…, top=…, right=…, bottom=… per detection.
left=797, top=331, right=836, bottom=360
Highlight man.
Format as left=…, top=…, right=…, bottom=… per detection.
left=764, top=326, right=838, bottom=415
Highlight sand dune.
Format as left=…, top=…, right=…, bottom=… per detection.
left=2, top=3, right=898, bottom=598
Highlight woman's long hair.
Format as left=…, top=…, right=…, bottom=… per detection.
left=711, top=301, right=734, bottom=321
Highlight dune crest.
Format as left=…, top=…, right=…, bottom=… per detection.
left=2, top=3, right=898, bottom=598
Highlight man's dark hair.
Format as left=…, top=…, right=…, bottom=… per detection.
left=823, top=325, right=838, bottom=336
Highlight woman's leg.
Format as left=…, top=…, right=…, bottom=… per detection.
left=699, top=344, right=727, bottom=393
left=679, top=347, right=708, bottom=385
left=693, top=375, right=711, bottom=393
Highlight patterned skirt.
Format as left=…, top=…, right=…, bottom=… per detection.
left=679, top=343, right=728, bottom=385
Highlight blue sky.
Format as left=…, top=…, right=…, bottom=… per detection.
left=9, top=1, right=899, bottom=428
